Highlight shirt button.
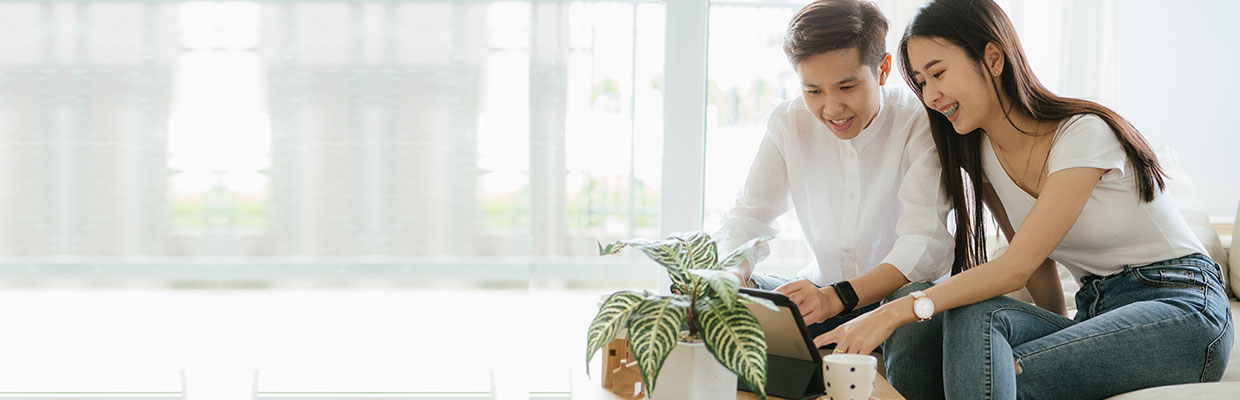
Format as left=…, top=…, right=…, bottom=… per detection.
left=847, top=191, right=856, bottom=199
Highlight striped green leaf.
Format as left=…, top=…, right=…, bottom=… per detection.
left=689, top=269, right=740, bottom=306
left=627, top=295, right=687, bottom=396
left=695, top=298, right=768, bottom=400
left=598, top=241, right=628, bottom=256
left=716, top=235, right=775, bottom=270
left=738, top=292, right=779, bottom=312
left=585, top=291, right=646, bottom=375
left=598, top=238, right=691, bottom=293
left=671, top=231, right=719, bottom=270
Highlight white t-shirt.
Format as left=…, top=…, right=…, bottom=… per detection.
left=982, top=114, right=1207, bottom=281
left=713, top=85, right=954, bottom=285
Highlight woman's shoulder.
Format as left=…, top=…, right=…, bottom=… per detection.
left=1048, top=113, right=1128, bottom=176
left=1053, top=113, right=1119, bottom=147
left=1058, top=113, right=1110, bottom=134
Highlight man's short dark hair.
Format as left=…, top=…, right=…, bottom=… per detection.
left=783, top=0, right=889, bottom=67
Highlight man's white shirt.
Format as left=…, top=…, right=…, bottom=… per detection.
left=713, top=85, right=953, bottom=285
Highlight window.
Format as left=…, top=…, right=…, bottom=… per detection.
left=0, top=1, right=668, bottom=281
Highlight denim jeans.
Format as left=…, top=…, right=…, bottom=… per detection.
left=751, top=273, right=946, bottom=400
left=883, top=280, right=946, bottom=400
left=941, top=253, right=1234, bottom=400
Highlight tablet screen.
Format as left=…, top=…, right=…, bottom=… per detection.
left=740, top=289, right=818, bottom=362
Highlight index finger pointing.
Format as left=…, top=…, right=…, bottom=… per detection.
left=813, top=329, right=840, bottom=348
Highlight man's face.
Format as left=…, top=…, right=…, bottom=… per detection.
left=795, top=48, right=890, bottom=140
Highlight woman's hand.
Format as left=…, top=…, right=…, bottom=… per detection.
left=813, top=299, right=911, bottom=355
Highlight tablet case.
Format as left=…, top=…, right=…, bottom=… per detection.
left=737, top=287, right=826, bottom=400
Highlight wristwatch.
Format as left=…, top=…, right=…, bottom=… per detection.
left=830, top=280, right=859, bottom=314
left=909, top=290, right=935, bottom=322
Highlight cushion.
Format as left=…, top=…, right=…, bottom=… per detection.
left=1106, top=382, right=1240, bottom=400
left=1232, top=200, right=1239, bottom=298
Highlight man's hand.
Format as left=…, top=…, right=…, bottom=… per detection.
left=775, top=279, right=843, bottom=324
left=728, top=258, right=756, bottom=288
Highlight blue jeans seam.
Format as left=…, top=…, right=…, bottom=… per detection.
left=986, top=305, right=1073, bottom=385
left=1201, top=310, right=1233, bottom=382
left=984, top=307, right=994, bottom=400
left=1015, top=310, right=1198, bottom=361
left=980, top=305, right=1060, bottom=399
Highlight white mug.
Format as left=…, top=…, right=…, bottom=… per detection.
left=822, top=353, right=878, bottom=400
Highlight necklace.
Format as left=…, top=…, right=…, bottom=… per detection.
left=995, top=131, right=1050, bottom=193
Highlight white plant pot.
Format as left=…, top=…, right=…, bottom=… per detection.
left=649, top=341, right=738, bottom=400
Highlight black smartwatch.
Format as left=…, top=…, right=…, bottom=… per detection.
left=830, top=280, right=860, bottom=314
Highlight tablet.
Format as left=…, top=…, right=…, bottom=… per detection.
left=738, top=287, right=826, bottom=399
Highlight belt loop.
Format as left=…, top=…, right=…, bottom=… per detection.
left=1090, top=278, right=1104, bottom=318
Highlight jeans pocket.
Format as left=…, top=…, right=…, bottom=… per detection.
left=1129, top=264, right=1208, bottom=312
left=1131, top=265, right=1207, bottom=289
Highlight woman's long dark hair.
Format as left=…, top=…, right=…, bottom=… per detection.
left=897, top=0, right=1166, bottom=275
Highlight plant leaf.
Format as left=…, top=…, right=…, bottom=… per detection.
left=627, top=295, right=688, bottom=396
left=737, top=292, right=780, bottom=312
left=585, top=291, right=646, bottom=375
left=689, top=269, right=740, bottom=306
left=716, top=235, right=775, bottom=270
left=598, top=241, right=628, bottom=256
left=671, top=231, right=718, bottom=270
left=598, top=238, right=692, bottom=292
left=695, top=298, right=768, bottom=400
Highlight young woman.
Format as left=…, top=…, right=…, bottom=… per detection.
left=811, top=0, right=1234, bottom=399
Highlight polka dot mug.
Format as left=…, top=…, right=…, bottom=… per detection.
left=823, top=353, right=877, bottom=400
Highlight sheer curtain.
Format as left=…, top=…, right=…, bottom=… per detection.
left=0, top=1, right=669, bottom=286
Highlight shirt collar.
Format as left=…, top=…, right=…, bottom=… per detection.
left=840, top=86, right=889, bottom=149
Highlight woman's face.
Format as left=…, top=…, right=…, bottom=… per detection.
left=905, top=36, right=998, bottom=134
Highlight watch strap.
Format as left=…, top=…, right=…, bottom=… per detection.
left=831, top=280, right=859, bottom=314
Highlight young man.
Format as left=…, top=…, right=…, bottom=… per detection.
left=713, top=1, right=952, bottom=397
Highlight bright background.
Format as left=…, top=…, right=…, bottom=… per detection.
left=0, top=0, right=1235, bottom=399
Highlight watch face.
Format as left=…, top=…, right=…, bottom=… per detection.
left=913, top=298, right=934, bottom=319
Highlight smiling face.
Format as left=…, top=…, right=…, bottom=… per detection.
left=795, top=47, right=891, bottom=140
left=905, top=36, right=1001, bottom=135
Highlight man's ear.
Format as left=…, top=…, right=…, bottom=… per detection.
left=877, top=53, right=893, bottom=85
left=983, top=42, right=1004, bottom=77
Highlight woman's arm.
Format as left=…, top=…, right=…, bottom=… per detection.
left=981, top=185, right=1067, bottom=316
left=1026, top=258, right=1067, bottom=316
left=898, top=167, right=1105, bottom=321
left=815, top=167, right=1104, bottom=353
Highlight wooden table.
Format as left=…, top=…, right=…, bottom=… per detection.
left=584, top=382, right=904, bottom=400
left=581, top=366, right=905, bottom=400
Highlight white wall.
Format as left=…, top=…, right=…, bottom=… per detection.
left=1111, top=1, right=1240, bottom=218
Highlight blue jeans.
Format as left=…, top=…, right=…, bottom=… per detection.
left=751, top=273, right=945, bottom=399
left=942, top=253, right=1234, bottom=400
left=883, top=280, right=946, bottom=400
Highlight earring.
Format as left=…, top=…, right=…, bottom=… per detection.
left=993, top=70, right=1000, bottom=75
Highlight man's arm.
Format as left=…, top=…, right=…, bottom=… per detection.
left=716, top=126, right=793, bottom=284
left=779, top=122, right=951, bottom=323
left=778, top=263, right=909, bottom=323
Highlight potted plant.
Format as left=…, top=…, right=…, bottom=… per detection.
left=586, top=231, right=775, bottom=399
